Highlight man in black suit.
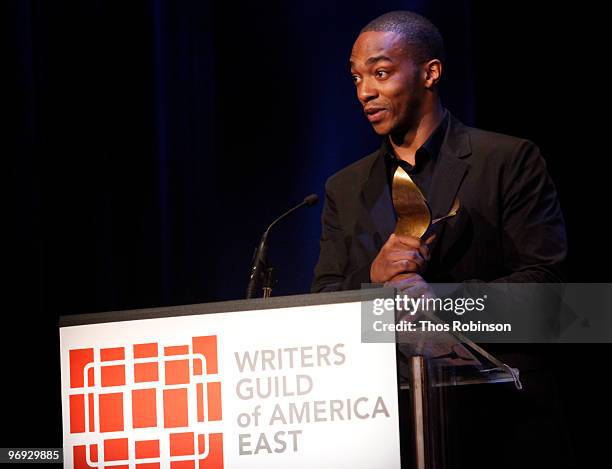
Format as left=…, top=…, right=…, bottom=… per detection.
left=311, top=11, right=572, bottom=467
left=311, top=11, right=566, bottom=293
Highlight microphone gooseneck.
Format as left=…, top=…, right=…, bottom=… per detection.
left=246, top=194, right=319, bottom=299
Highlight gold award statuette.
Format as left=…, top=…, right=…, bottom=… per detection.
left=392, top=166, right=460, bottom=238
left=392, top=166, right=431, bottom=238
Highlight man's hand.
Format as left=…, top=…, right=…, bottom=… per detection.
left=370, top=233, right=436, bottom=284
left=384, top=273, right=435, bottom=298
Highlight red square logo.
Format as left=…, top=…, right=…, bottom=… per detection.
left=68, top=336, right=223, bottom=468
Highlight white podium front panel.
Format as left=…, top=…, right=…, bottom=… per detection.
left=60, top=299, right=401, bottom=469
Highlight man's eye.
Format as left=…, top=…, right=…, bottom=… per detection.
left=375, top=70, right=389, bottom=78
left=351, top=75, right=360, bottom=83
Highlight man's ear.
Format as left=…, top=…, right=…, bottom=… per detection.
left=424, top=59, right=442, bottom=88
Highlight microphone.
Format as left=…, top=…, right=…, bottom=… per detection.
left=246, top=194, right=319, bottom=299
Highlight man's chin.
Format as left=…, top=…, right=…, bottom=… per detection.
left=371, top=122, right=392, bottom=136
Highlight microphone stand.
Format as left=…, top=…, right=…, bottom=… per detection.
left=246, top=194, right=319, bottom=299
left=262, top=266, right=275, bottom=298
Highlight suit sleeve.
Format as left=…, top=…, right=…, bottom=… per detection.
left=494, top=141, right=567, bottom=282
left=311, top=181, right=372, bottom=292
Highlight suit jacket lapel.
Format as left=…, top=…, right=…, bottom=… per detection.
left=426, top=115, right=472, bottom=268
left=428, top=114, right=471, bottom=220
left=358, top=150, right=396, bottom=253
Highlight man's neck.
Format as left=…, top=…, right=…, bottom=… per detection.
left=389, top=104, right=446, bottom=165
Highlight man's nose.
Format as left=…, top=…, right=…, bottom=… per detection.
left=357, top=78, right=378, bottom=103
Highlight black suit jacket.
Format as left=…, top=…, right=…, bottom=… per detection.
left=312, top=113, right=567, bottom=292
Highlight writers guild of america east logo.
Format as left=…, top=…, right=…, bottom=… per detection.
left=67, top=335, right=223, bottom=468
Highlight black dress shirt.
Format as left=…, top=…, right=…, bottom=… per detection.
left=383, top=111, right=450, bottom=203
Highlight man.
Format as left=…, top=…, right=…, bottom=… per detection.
left=311, top=11, right=572, bottom=468
left=312, top=11, right=566, bottom=293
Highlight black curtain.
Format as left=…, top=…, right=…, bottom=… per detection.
left=3, top=0, right=610, bottom=460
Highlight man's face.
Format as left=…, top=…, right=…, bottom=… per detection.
left=350, top=31, right=425, bottom=136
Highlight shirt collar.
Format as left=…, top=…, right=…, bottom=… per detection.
left=383, top=110, right=450, bottom=170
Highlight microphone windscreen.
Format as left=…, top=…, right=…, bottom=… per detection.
left=303, top=194, right=319, bottom=207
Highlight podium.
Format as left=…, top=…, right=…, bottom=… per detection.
left=394, top=318, right=521, bottom=469
left=59, top=289, right=520, bottom=469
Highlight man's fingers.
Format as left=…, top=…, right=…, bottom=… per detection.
left=390, top=259, right=422, bottom=275
left=386, top=249, right=425, bottom=263
left=385, top=273, right=423, bottom=291
left=389, top=233, right=422, bottom=249
left=419, top=244, right=430, bottom=261
left=424, top=234, right=437, bottom=245
left=419, top=234, right=436, bottom=261
left=387, top=233, right=436, bottom=250
left=374, top=233, right=435, bottom=283
left=418, top=234, right=436, bottom=260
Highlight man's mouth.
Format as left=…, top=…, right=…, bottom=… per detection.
left=365, top=107, right=386, bottom=123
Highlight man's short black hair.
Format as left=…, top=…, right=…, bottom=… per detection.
left=361, top=11, right=445, bottom=63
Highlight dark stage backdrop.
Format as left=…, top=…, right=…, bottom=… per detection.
left=3, top=0, right=610, bottom=462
